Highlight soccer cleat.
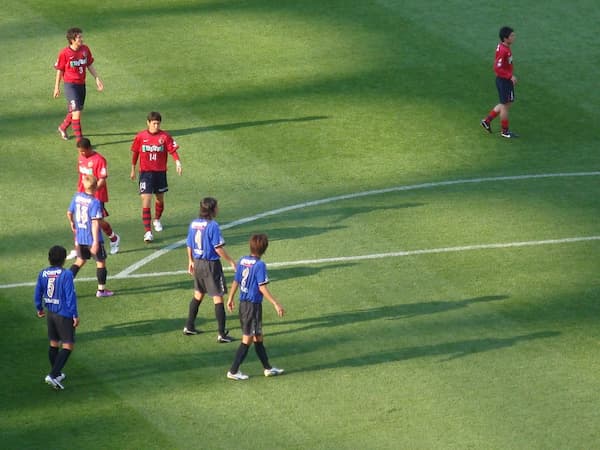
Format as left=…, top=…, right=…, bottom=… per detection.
left=57, top=127, right=69, bottom=141
left=56, top=372, right=66, bottom=383
left=96, top=289, right=114, bottom=298
left=109, top=234, right=120, bottom=255
left=66, top=249, right=77, bottom=260
left=217, top=330, right=233, bottom=343
left=227, top=371, right=249, bottom=381
left=183, top=327, right=200, bottom=335
left=501, top=130, right=519, bottom=138
left=264, top=367, right=285, bottom=377
left=153, top=219, right=163, bottom=232
left=480, top=119, right=492, bottom=133
left=45, top=374, right=64, bottom=390
left=144, top=231, right=154, bottom=243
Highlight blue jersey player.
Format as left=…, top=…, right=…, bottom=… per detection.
left=67, top=174, right=113, bottom=297
left=226, top=233, right=285, bottom=381
left=35, top=245, right=79, bottom=390
left=183, top=197, right=237, bottom=342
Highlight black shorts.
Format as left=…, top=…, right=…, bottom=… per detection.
left=496, top=76, right=515, bottom=104
left=239, top=301, right=263, bottom=336
left=47, top=311, right=76, bottom=344
left=139, top=171, right=168, bottom=195
left=64, top=82, right=86, bottom=112
left=77, top=243, right=107, bottom=262
left=193, top=259, right=227, bottom=297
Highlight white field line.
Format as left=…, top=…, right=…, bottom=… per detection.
left=2, top=171, right=599, bottom=290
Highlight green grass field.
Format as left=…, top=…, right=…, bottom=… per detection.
left=1, top=1, right=599, bottom=448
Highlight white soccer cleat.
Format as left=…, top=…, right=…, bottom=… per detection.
left=44, top=374, right=64, bottom=390
left=66, top=249, right=77, bottom=260
left=143, top=231, right=153, bottom=243
left=109, top=234, right=120, bottom=255
left=153, top=219, right=163, bottom=232
left=227, top=371, right=249, bottom=381
left=264, top=367, right=284, bottom=377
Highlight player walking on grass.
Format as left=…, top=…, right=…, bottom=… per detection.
left=131, top=112, right=182, bottom=243
left=34, top=245, right=79, bottom=390
left=226, top=234, right=285, bottom=381
left=53, top=27, right=104, bottom=142
left=481, top=26, right=519, bottom=138
left=183, top=197, right=236, bottom=343
left=67, top=175, right=114, bottom=298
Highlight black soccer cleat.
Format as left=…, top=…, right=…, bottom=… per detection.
left=481, top=119, right=492, bottom=133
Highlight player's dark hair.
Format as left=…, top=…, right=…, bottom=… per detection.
left=147, top=111, right=162, bottom=122
left=200, top=197, right=218, bottom=219
left=77, top=137, right=92, bottom=150
left=48, top=245, right=67, bottom=267
left=66, top=27, right=83, bottom=43
left=249, top=234, right=269, bottom=257
left=499, top=26, right=514, bottom=42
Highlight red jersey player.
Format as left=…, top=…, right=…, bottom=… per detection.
left=130, top=112, right=183, bottom=243
left=480, top=26, right=519, bottom=138
left=75, top=138, right=120, bottom=255
left=53, top=27, right=104, bottom=142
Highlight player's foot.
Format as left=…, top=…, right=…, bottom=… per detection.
left=217, top=330, right=233, bottom=343
left=183, top=327, right=200, bottom=335
left=227, top=371, right=249, bottom=381
left=96, top=289, right=114, bottom=298
left=57, top=127, right=69, bottom=141
left=153, top=219, right=163, bottom=232
left=501, top=130, right=519, bottom=138
left=109, top=234, right=120, bottom=255
left=264, top=367, right=285, bottom=377
left=56, top=372, right=66, bottom=383
left=44, top=374, right=64, bottom=390
left=480, top=119, right=491, bottom=133
left=144, top=231, right=153, bottom=243
left=66, top=249, right=77, bottom=260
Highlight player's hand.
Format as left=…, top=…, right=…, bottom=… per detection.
left=96, top=77, right=104, bottom=92
left=53, top=88, right=60, bottom=98
left=176, top=161, right=183, bottom=176
left=73, top=317, right=80, bottom=328
left=227, top=298, right=235, bottom=313
left=188, top=262, right=195, bottom=275
left=274, top=303, right=285, bottom=317
left=37, top=310, right=45, bottom=318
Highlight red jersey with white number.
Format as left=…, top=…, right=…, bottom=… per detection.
left=131, top=129, right=180, bottom=172
left=494, top=43, right=513, bottom=80
left=77, top=151, right=109, bottom=203
left=54, top=45, right=95, bottom=84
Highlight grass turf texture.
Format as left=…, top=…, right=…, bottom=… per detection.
left=1, top=0, right=599, bottom=448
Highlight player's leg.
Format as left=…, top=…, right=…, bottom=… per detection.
left=94, top=247, right=113, bottom=297
left=153, top=175, right=168, bottom=232
left=183, top=288, right=205, bottom=335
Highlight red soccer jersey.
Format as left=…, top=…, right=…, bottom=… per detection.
left=77, top=151, right=109, bottom=203
left=54, top=44, right=95, bottom=84
left=131, top=129, right=180, bottom=172
left=494, top=43, right=513, bottom=79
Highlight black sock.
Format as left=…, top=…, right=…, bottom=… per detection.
left=51, top=348, right=72, bottom=378
left=48, top=346, right=59, bottom=367
left=97, top=267, right=107, bottom=285
left=186, top=298, right=201, bottom=329
left=215, top=303, right=226, bottom=335
left=254, top=341, right=271, bottom=369
left=230, top=343, right=249, bottom=374
left=70, top=264, right=80, bottom=277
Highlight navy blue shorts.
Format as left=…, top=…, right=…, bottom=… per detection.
left=64, top=82, right=86, bottom=112
left=47, top=311, right=76, bottom=344
left=192, top=259, right=227, bottom=297
left=77, top=243, right=107, bottom=262
left=139, top=171, right=168, bottom=195
left=496, top=77, right=515, bottom=104
left=239, top=301, right=263, bottom=336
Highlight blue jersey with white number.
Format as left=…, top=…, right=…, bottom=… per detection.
left=234, top=255, right=269, bottom=303
left=34, top=266, right=78, bottom=318
left=68, top=192, right=103, bottom=246
left=186, top=218, right=225, bottom=260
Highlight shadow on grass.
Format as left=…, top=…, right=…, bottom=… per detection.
left=298, top=331, right=561, bottom=372
left=271, top=295, right=509, bottom=336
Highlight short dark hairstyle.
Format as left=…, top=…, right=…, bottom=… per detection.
left=77, top=137, right=92, bottom=150
left=66, top=27, right=82, bottom=43
left=499, top=26, right=514, bottom=42
left=200, top=197, right=218, bottom=219
left=147, top=111, right=162, bottom=122
left=48, top=245, right=67, bottom=267
left=249, top=234, right=269, bottom=256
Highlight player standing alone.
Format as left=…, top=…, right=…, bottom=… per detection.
left=130, top=112, right=183, bottom=243
left=53, top=27, right=104, bottom=142
left=481, top=26, right=519, bottom=138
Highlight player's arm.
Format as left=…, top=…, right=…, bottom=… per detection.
left=87, top=63, right=104, bottom=91
left=130, top=150, right=139, bottom=180
left=34, top=277, right=45, bottom=317
left=66, top=210, right=76, bottom=233
left=259, top=284, right=284, bottom=317
left=215, top=245, right=236, bottom=271
left=53, top=70, right=63, bottom=98
left=91, top=218, right=100, bottom=255
left=186, top=246, right=195, bottom=275
left=227, top=280, right=239, bottom=312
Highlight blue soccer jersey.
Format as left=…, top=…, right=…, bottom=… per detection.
left=234, top=256, right=269, bottom=303
left=187, top=218, right=225, bottom=260
left=34, top=266, right=78, bottom=318
left=68, top=192, right=103, bottom=246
